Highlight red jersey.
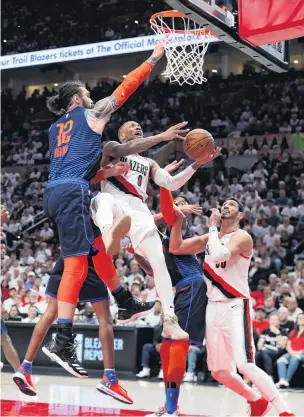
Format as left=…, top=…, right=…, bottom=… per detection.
left=253, top=319, right=269, bottom=335
left=251, top=290, right=265, bottom=306
left=288, top=330, right=304, bottom=352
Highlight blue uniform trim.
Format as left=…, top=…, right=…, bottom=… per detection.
left=81, top=296, right=108, bottom=304
left=45, top=291, right=57, bottom=299
left=185, top=281, right=194, bottom=331
left=175, top=275, right=203, bottom=291
left=47, top=178, right=89, bottom=189
left=81, top=184, right=95, bottom=250
left=62, top=251, right=90, bottom=258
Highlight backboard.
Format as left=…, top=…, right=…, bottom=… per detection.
left=165, top=0, right=290, bottom=72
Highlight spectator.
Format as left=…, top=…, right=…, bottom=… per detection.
left=252, top=306, right=269, bottom=335
left=277, top=217, right=295, bottom=236
left=263, top=227, right=280, bottom=249
left=3, top=288, right=18, bottom=311
left=277, top=307, right=295, bottom=333
left=136, top=323, right=163, bottom=378
left=145, top=299, right=162, bottom=327
left=287, top=298, right=303, bottom=322
left=264, top=296, right=277, bottom=318
left=1, top=279, right=10, bottom=301
left=145, top=276, right=157, bottom=303
left=78, top=303, right=98, bottom=325
left=255, top=313, right=288, bottom=379
left=39, top=222, right=54, bottom=242
left=183, top=345, right=204, bottom=382
left=281, top=200, right=298, bottom=218
left=251, top=279, right=267, bottom=306
left=22, top=305, right=40, bottom=323
left=127, top=260, right=144, bottom=287
left=8, top=305, right=22, bottom=321
left=276, top=313, right=304, bottom=388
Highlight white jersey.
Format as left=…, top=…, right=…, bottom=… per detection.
left=203, top=229, right=251, bottom=301
left=100, top=154, right=151, bottom=201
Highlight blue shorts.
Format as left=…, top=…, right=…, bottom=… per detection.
left=46, top=256, right=108, bottom=304
left=174, top=276, right=207, bottom=345
left=43, top=180, right=97, bottom=258
left=1, top=319, right=8, bottom=335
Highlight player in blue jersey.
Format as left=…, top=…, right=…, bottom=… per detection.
left=43, top=40, right=189, bottom=372
left=125, top=186, right=207, bottom=417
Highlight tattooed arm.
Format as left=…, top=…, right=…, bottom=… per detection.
left=86, top=42, right=165, bottom=134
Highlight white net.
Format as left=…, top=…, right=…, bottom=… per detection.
left=150, top=12, right=213, bottom=86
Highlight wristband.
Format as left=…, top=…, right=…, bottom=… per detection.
left=209, top=226, right=218, bottom=233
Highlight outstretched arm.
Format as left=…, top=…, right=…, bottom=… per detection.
left=86, top=42, right=165, bottom=134
left=149, top=147, right=221, bottom=192
left=169, top=208, right=208, bottom=255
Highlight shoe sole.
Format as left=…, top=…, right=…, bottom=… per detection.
left=13, top=373, right=36, bottom=396
left=105, top=215, right=131, bottom=255
left=117, top=305, right=155, bottom=324
left=42, top=347, right=88, bottom=379
left=96, top=384, right=133, bottom=404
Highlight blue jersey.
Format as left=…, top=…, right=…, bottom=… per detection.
left=48, top=106, right=102, bottom=184
left=162, top=224, right=203, bottom=287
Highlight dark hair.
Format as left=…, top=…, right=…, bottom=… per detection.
left=294, top=312, right=304, bottom=337
left=46, top=81, right=85, bottom=115
left=176, top=194, right=191, bottom=205
left=225, top=197, right=244, bottom=212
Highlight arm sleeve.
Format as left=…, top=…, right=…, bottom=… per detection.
left=160, top=188, right=175, bottom=227
left=207, top=226, right=231, bottom=263
left=112, top=61, right=153, bottom=106
left=153, top=166, right=196, bottom=191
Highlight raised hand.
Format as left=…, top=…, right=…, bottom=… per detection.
left=160, top=122, right=189, bottom=141
left=173, top=204, right=185, bottom=219
left=106, top=162, right=130, bottom=178
left=209, top=208, right=221, bottom=227
left=192, top=147, right=222, bottom=169
left=180, top=204, right=202, bottom=217
left=164, top=159, right=185, bottom=174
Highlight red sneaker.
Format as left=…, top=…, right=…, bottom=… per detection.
left=248, top=397, right=271, bottom=416
left=13, top=366, right=36, bottom=396
left=279, top=413, right=296, bottom=416
left=96, top=377, right=133, bottom=404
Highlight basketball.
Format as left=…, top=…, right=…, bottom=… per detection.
left=184, top=129, right=215, bottom=160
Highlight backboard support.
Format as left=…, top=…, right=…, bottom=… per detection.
left=165, top=0, right=290, bottom=72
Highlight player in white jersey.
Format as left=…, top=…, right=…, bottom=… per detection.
left=169, top=199, right=294, bottom=417
left=91, top=120, right=220, bottom=340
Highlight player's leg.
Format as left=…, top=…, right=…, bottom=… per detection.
left=43, top=184, right=92, bottom=367
left=92, top=192, right=131, bottom=255
left=233, top=300, right=293, bottom=416
left=136, top=230, right=188, bottom=340
left=206, top=302, right=261, bottom=406
left=91, top=235, right=155, bottom=322
left=13, top=298, right=58, bottom=396
left=93, top=300, right=133, bottom=404
left=1, top=321, right=20, bottom=371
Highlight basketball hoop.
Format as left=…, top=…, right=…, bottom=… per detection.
left=150, top=10, right=215, bottom=86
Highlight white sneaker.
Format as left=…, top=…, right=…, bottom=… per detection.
left=102, top=215, right=131, bottom=255
left=162, top=314, right=189, bottom=340
left=136, top=367, right=151, bottom=378
left=0, top=362, right=3, bottom=370
left=183, top=372, right=196, bottom=382
left=157, top=369, right=163, bottom=379
left=276, top=378, right=290, bottom=388
left=145, top=406, right=181, bottom=416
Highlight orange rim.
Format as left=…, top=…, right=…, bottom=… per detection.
left=150, top=10, right=213, bottom=36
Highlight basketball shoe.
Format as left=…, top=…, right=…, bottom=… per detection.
left=145, top=405, right=181, bottom=416
left=161, top=314, right=189, bottom=340
left=279, top=413, right=296, bottom=416
left=42, top=333, right=88, bottom=378
left=96, top=376, right=133, bottom=404
left=247, top=397, right=272, bottom=416
left=115, top=289, right=155, bottom=323
left=13, top=365, right=36, bottom=396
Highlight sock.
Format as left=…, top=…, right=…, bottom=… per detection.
left=239, top=362, right=289, bottom=412
left=160, top=188, right=175, bottom=227
left=272, top=395, right=291, bottom=414
left=165, top=340, right=189, bottom=414
left=22, top=360, right=32, bottom=375
left=104, top=369, right=117, bottom=384
left=166, top=387, right=180, bottom=414
left=57, top=321, right=73, bottom=337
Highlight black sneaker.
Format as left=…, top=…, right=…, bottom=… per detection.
left=114, top=289, right=155, bottom=323
left=42, top=333, right=88, bottom=379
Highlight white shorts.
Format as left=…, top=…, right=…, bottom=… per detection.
left=206, top=298, right=255, bottom=373
left=92, top=192, right=157, bottom=249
